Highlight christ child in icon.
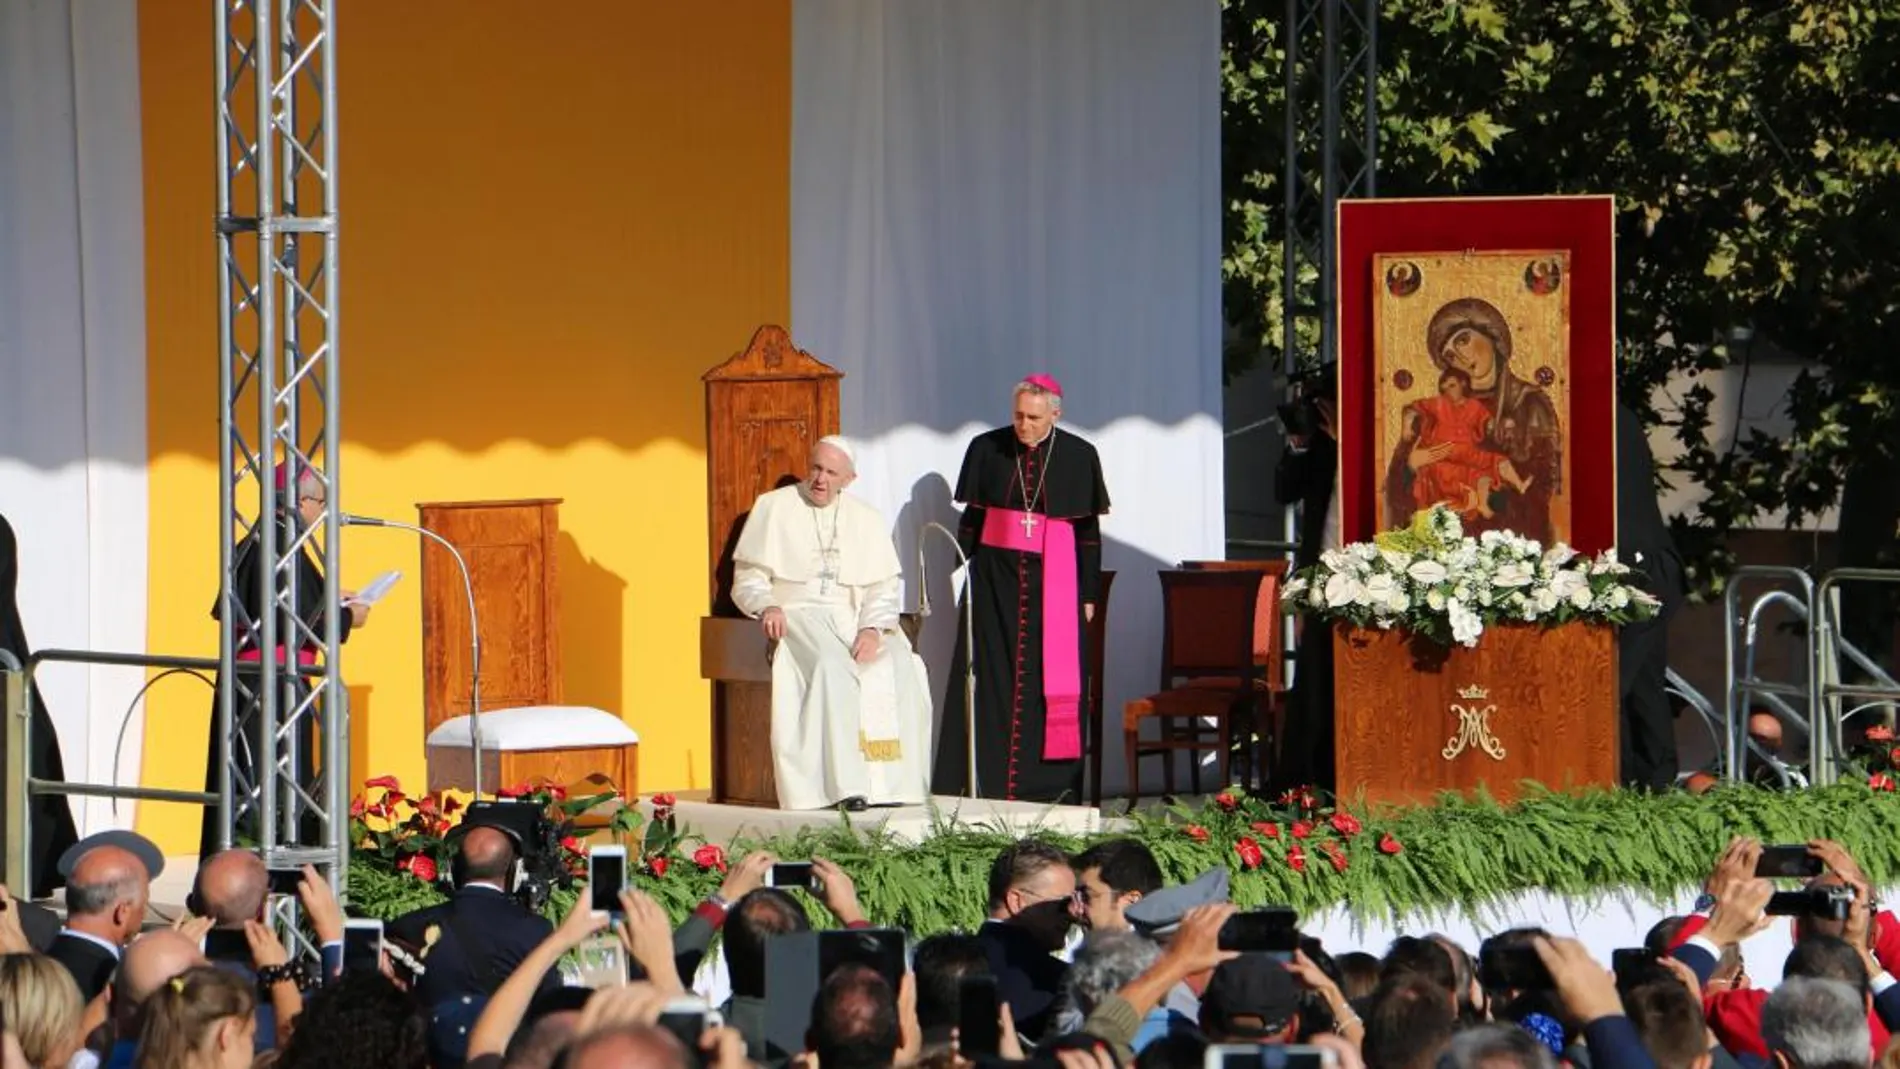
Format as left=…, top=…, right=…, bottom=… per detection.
left=1401, top=367, right=1534, bottom=519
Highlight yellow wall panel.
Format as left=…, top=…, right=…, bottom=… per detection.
left=137, top=1, right=791, bottom=854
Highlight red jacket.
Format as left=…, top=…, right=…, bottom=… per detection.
left=1671, top=911, right=1897, bottom=1058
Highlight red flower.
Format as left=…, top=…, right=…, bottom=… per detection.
left=1286, top=844, right=1307, bottom=873
left=1290, top=820, right=1313, bottom=840
left=1868, top=725, right=1896, bottom=743
left=1321, top=841, right=1348, bottom=873
left=1278, top=789, right=1301, bottom=806
left=1184, top=825, right=1210, bottom=842
left=497, top=782, right=532, bottom=799
left=384, top=790, right=408, bottom=807
left=693, top=844, right=729, bottom=873
left=1872, top=773, right=1896, bottom=792
left=443, top=794, right=463, bottom=814
left=1329, top=812, right=1362, bottom=837
left=1234, top=836, right=1265, bottom=871
left=1378, top=833, right=1403, bottom=855
left=1214, top=792, right=1239, bottom=811
left=364, top=775, right=402, bottom=791
left=1250, top=822, right=1281, bottom=839
left=410, top=854, right=438, bottom=882
left=561, top=835, right=583, bottom=855
left=545, top=783, right=569, bottom=802
left=433, top=817, right=451, bottom=836
left=1300, top=792, right=1319, bottom=812
left=652, top=793, right=677, bottom=809
left=349, top=796, right=366, bottom=819
left=417, top=794, right=438, bottom=816
left=1888, top=747, right=1900, bottom=768
left=649, top=856, right=669, bottom=878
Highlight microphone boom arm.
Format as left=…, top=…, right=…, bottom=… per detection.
left=918, top=521, right=978, bottom=799
left=342, top=515, right=485, bottom=796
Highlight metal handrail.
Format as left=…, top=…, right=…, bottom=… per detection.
left=1724, top=567, right=1818, bottom=784
left=6, top=649, right=326, bottom=895
left=1814, top=569, right=1900, bottom=785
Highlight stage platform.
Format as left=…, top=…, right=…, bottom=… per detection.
left=633, top=792, right=1117, bottom=846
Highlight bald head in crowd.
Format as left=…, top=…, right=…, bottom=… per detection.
left=194, top=849, right=268, bottom=925
left=114, top=930, right=209, bottom=1031
left=564, top=1026, right=689, bottom=1069
left=67, top=845, right=150, bottom=947
left=460, top=826, right=517, bottom=886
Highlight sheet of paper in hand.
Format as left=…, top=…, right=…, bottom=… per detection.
left=343, top=569, right=403, bottom=606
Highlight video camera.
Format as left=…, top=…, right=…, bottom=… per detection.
left=1766, top=885, right=1855, bottom=921
left=1276, top=362, right=1338, bottom=441
left=449, top=798, right=574, bottom=912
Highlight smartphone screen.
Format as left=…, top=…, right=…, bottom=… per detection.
left=342, top=921, right=382, bottom=972
left=769, top=862, right=814, bottom=890
left=1205, top=1043, right=1336, bottom=1069
left=657, top=1008, right=709, bottom=1050
left=957, top=975, right=1001, bottom=1056
left=203, top=927, right=251, bottom=963
left=1479, top=945, right=1553, bottom=991
left=1611, top=947, right=1657, bottom=976
left=266, top=868, right=307, bottom=896
left=1756, top=845, right=1824, bottom=880
left=1218, top=907, right=1299, bottom=957
left=590, top=850, right=626, bottom=915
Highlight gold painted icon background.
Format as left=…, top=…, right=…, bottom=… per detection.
left=1371, top=250, right=1574, bottom=543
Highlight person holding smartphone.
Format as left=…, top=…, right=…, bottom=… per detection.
left=388, top=821, right=558, bottom=1015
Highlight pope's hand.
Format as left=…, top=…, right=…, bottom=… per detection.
left=1084, top=603, right=1096, bottom=624
left=349, top=602, right=371, bottom=627
left=851, top=629, right=880, bottom=664
left=761, top=607, right=787, bottom=640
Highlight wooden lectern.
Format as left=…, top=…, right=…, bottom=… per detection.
left=698, top=326, right=842, bottom=807
left=1333, top=622, right=1618, bottom=806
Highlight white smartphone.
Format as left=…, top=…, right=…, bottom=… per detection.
left=765, top=860, right=814, bottom=890
left=342, top=918, right=383, bottom=972
left=1204, top=1045, right=1338, bottom=1069
left=656, top=996, right=723, bottom=1049
left=588, top=844, right=627, bottom=917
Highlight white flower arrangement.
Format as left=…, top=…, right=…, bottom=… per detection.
left=1280, top=504, right=1661, bottom=648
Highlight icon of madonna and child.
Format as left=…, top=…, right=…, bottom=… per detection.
left=1380, top=296, right=1565, bottom=545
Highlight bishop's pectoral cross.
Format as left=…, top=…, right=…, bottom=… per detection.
left=818, top=548, right=842, bottom=594
left=1020, top=511, right=1039, bottom=538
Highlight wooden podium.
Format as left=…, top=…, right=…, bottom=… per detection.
left=698, top=326, right=842, bottom=807
left=1333, top=622, right=1618, bottom=805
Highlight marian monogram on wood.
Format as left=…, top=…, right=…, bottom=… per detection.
left=1442, top=683, right=1506, bottom=762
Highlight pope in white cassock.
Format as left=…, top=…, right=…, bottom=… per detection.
left=730, top=436, right=933, bottom=811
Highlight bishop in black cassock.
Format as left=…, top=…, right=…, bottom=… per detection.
left=933, top=376, right=1110, bottom=802
left=0, top=514, right=80, bottom=898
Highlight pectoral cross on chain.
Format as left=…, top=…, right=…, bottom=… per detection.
left=1020, top=512, right=1039, bottom=538
left=818, top=549, right=841, bottom=594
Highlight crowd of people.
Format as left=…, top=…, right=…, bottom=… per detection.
left=0, top=824, right=1891, bottom=1069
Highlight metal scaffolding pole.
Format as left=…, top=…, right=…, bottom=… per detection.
left=214, top=0, right=345, bottom=938
left=1279, top=0, right=1377, bottom=631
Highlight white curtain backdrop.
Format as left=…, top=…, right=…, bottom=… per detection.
left=791, top=0, right=1224, bottom=800
left=0, top=0, right=150, bottom=835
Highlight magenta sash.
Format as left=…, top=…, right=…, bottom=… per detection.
left=980, top=507, right=1082, bottom=761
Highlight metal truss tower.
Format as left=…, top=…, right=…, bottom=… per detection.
left=1281, top=0, right=1378, bottom=379
left=214, top=0, right=346, bottom=925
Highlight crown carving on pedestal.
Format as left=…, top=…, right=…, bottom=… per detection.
left=1456, top=684, right=1490, bottom=701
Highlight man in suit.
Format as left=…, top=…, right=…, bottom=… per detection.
left=1615, top=402, right=1686, bottom=791
left=193, top=850, right=346, bottom=1050
left=976, top=841, right=1075, bottom=1044
left=1274, top=365, right=1340, bottom=792
left=390, top=823, right=557, bottom=1012
left=49, top=842, right=152, bottom=1004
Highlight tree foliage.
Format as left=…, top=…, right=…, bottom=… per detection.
left=1224, top=0, right=1900, bottom=589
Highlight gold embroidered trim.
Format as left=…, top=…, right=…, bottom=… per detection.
left=860, top=733, right=903, bottom=762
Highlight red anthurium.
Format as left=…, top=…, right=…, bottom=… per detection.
left=1321, top=841, right=1348, bottom=873
left=409, top=854, right=438, bottom=882
left=1872, top=773, right=1896, bottom=792
left=1184, top=825, right=1210, bottom=842
left=1290, top=820, right=1313, bottom=840
left=1378, top=833, right=1403, bottom=855
left=1250, top=822, right=1281, bottom=839
left=1329, top=812, right=1362, bottom=837
left=1214, top=792, right=1240, bottom=811
left=652, top=793, right=677, bottom=809
left=649, top=856, right=669, bottom=878
left=561, top=835, right=583, bottom=855
left=349, top=796, right=366, bottom=819
left=693, top=844, right=729, bottom=874
left=1286, top=844, right=1307, bottom=873
left=1868, top=725, right=1895, bottom=743
left=364, top=775, right=401, bottom=791
left=1234, top=836, right=1265, bottom=870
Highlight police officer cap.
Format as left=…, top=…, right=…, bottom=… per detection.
left=1124, top=865, right=1230, bottom=935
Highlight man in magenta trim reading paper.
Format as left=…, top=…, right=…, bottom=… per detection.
left=932, top=375, right=1111, bottom=802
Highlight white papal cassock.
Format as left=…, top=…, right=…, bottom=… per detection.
left=730, top=484, right=932, bottom=810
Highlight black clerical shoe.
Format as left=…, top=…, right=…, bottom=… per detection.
left=838, top=796, right=869, bottom=812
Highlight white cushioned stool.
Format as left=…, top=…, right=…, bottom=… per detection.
left=425, top=705, right=640, bottom=797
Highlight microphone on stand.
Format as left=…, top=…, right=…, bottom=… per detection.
left=917, top=522, right=978, bottom=799
left=340, top=513, right=486, bottom=797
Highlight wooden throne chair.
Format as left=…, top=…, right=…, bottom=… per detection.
left=698, top=326, right=858, bottom=807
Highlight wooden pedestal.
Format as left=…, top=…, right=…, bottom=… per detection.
left=1333, top=622, right=1618, bottom=806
